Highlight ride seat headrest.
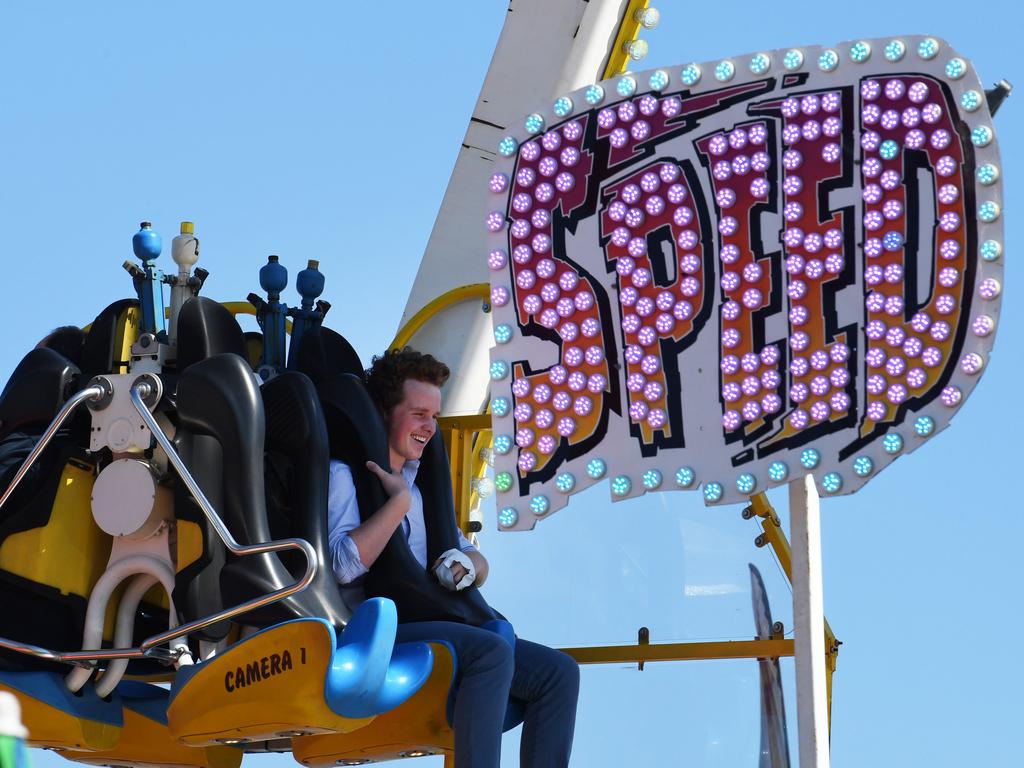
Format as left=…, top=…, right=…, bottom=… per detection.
left=317, top=373, right=388, bottom=466
left=0, top=348, right=80, bottom=440
left=294, top=326, right=364, bottom=387
left=37, top=327, right=86, bottom=368
left=176, top=297, right=247, bottom=373
left=79, top=298, right=139, bottom=380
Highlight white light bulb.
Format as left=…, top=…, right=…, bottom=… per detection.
left=624, top=38, right=649, bottom=61
left=634, top=7, right=660, bottom=29
left=479, top=447, right=495, bottom=467
left=473, top=477, right=495, bottom=499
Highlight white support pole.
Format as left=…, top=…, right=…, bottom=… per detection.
left=789, top=474, right=830, bottom=767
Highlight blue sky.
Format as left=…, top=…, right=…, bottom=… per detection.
left=1, top=1, right=1021, bottom=765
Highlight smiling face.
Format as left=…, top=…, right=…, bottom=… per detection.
left=386, top=378, right=442, bottom=471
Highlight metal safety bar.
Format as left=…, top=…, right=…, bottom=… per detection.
left=0, top=379, right=319, bottom=667
left=0, top=384, right=107, bottom=513
left=128, top=382, right=318, bottom=652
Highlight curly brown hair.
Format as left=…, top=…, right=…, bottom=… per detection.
left=365, top=347, right=450, bottom=417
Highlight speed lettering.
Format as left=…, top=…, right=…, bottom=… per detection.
left=488, top=39, right=1003, bottom=514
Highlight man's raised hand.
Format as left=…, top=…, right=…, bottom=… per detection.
left=366, top=460, right=411, bottom=500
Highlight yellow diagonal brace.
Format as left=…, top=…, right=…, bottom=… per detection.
left=603, top=0, right=652, bottom=79
left=390, top=284, right=490, bottom=352
left=748, top=492, right=839, bottom=734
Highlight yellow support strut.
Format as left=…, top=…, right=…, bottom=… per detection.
left=390, top=284, right=491, bottom=352
left=602, top=0, right=654, bottom=79
left=746, top=492, right=840, bottom=734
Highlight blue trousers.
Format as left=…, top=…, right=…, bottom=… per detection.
left=396, top=622, right=579, bottom=768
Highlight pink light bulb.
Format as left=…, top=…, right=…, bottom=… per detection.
left=489, top=173, right=508, bottom=193
left=491, top=286, right=510, bottom=307
left=515, top=428, right=535, bottom=447
left=488, top=250, right=508, bottom=270
left=518, top=451, right=536, bottom=472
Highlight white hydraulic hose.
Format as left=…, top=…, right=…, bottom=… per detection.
left=65, top=555, right=176, bottom=693
left=93, top=572, right=182, bottom=698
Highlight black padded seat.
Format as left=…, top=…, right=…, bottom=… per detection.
left=261, top=371, right=350, bottom=627
left=173, top=350, right=351, bottom=631
left=0, top=346, right=83, bottom=533
left=79, top=298, right=139, bottom=381
left=172, top=299, right=352, bottom=631
left=0, top=348, right=80, bottom=442
left=293, top=325, right=364, bottom=381
left=37, top=326, right=86, bottom=369
left=171, top=298, right=249, bottom=641
left=175, top=297, right=248, bottom=373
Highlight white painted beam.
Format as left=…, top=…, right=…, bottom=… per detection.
left=398, top=0, right=632, bottom=415
left=789, top=474, right=830, bottom=767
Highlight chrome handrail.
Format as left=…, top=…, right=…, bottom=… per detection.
left=0, top=384, right=106, bottom=512
left=132, top=382, right=319, bottom=651
left=0, top=378, right=319, bottom=666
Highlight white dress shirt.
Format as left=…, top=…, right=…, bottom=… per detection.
left=327, top=458, right=476, bottom=607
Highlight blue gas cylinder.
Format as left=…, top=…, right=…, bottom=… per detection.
left=260, top=255, right=288, bottom=299
left=295, top=260, right=325, bottom=309
left=132, top=221, right=162, bottom=261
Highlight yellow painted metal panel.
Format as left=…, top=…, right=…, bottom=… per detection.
left=437, top=416, right=494, bottom=535
left=59, top=706, right=242, bottom=768
left=0, top=683, right=121, bottom=752
left=167, top=620, right=373, bottom=747
left=176, top=519, right=205, bottom=573
left=113, top=306, right=140, bottom=374
left=292, top=643, right=455, bottom=766
left=0, top=461, right=110, bottom=600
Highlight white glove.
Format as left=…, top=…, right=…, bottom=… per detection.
left=433, top=548, right=476, bottom=591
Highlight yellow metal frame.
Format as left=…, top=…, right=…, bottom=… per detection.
left=389, top=283, right=490, bottom=352
left=555, top=491, right=838, bottom=734
left=602, top=0, right=652, bottom=79
left=220, top=300, right=293, bottom=333
left=437, top=414, right=492, bottom=534
left=562, top=638, right=793, bottom=665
